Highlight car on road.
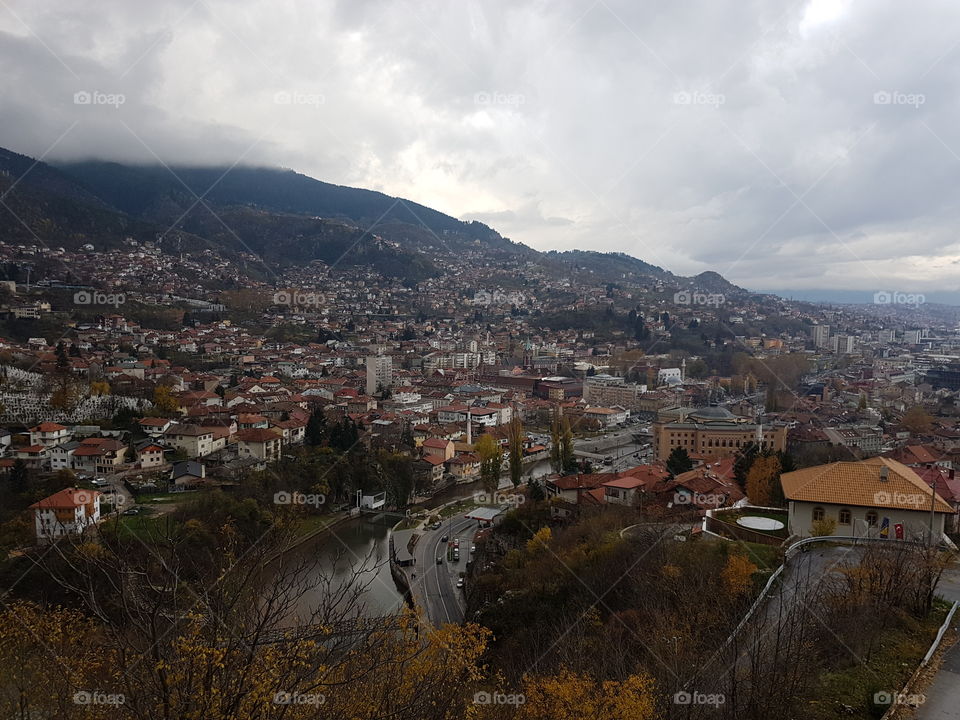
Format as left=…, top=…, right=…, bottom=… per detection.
left=453, top=550, right=460, bottom=561
left=470, top=545, right=476, bottom=553
left=122, top=507, right=139, bottom=516
left=441, top=535, right=448, bottom=542
left=92, top=477, right=109, bottom=487
left=436, top=556, right=443, bottom=564
left=456, top=578, right=464, bottom=589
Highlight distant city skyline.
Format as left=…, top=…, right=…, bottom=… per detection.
left=2, top=0, right=959, bottom=296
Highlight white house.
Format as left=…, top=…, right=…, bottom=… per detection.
left=49, top=441, right=81, bottom=471
left=780, top=457, right=953, bottom=542
left=30, top=487, right=101, bottom=544
left=29, top=422, right=71, bottom=448
left=583, top=406, right=629, bottom=428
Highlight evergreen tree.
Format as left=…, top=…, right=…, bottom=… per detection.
left=55, top=341, right=69, bottom=369
left=508, top=417, right=524, bottom=488
left=666, top=447, right=693, bottom=478
left=305, top=409, right=328, bottom=447
left=527, top=477, right=546, bottom=502
left=9, top=458, right=29, bottom=494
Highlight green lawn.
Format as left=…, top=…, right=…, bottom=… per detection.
left=737, top=541, right=784, bottom=570
left=108, top=512, right=172, bottom=540
left=437, top=500, right=477, bottom=519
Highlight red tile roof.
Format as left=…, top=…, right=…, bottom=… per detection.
left=30, top=487, right=100, bottom=509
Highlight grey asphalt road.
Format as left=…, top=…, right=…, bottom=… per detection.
left=409, top=515, right=477, bottom=626
left=912, top=639, right=960, bottom=720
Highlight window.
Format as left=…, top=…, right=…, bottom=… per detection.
left=865, top=511, right=878, bottom=527
left=812, top=507, right=825, bottom=522
left=838, top=508, right=851, bottom=525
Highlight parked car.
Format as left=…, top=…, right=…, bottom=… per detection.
left=122, top=507, right=139, bottom=516
left=456, top=578, right=464, bottom=589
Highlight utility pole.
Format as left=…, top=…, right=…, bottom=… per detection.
left=929, top=478, right=936, bottom=548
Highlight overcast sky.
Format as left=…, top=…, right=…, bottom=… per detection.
left=2, top=0, right=959, bottom=298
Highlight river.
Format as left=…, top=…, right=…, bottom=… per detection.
left=282, top=514, right=405, bottom=623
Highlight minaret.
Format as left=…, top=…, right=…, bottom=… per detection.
left=681, top=357, right=686, bottom=383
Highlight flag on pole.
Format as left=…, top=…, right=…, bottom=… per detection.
left=894, top=523, right=904, bottom=540
left=879, top=517, right=890, bottom=538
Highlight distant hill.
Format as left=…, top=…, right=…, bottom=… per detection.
left=55, top=161, right=513, bottom=249
left=0, top=146, right=164, bottom=250
left=0, top=144, right=747, bottom=291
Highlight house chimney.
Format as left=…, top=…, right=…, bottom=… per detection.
left=879, top=465, right=889, bottom=482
